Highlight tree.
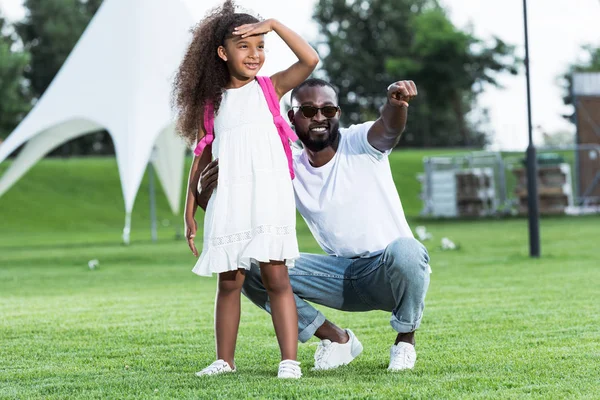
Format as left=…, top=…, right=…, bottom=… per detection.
left=313, top=0, right=518, bottom=147
left=387, top=8, right=518, bottom=146
left=0, top=12, right=31, bottom=139
left=561, top=45, right=600, bottom=125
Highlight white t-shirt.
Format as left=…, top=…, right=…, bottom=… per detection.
left=292, top=121, right=414, bottom=258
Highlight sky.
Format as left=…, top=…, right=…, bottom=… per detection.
left=1, top=0, right=598, bottom=150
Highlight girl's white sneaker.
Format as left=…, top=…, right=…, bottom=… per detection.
left=195, top=359, right=235, bottom=376
left=278, top=359, right=302, bottom=379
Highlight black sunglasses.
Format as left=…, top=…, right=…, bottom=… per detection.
left=292, top=105, right=340, bottom=119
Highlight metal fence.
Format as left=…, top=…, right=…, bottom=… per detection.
left=420, top=145, right=600, bottom=217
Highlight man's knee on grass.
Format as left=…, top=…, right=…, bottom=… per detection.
left=383, top=237, right=430, bottom=284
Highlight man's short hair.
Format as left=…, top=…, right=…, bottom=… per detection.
left=290, top=78, right=339, bottom=103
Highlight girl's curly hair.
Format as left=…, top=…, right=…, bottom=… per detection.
left=172, top=0, right=260, bottom=145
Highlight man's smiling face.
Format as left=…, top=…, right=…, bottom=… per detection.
left=288, top=85, right=341, bottom=152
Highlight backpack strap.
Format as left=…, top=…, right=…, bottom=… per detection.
left=256, top=76, right=297, bottom=179
left=193, top=102, right=214, bottom=157
left=193, top=79, right=297, bottom=180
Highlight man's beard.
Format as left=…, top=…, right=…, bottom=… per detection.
left=300, top=126, right=340, bottom=152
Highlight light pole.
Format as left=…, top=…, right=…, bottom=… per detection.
left=522, top=0, right=541, bottom=257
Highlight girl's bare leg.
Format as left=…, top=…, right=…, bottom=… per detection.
left=259, top=261, right=298, bottom=361
left=214, top=269, right=246, bottom=368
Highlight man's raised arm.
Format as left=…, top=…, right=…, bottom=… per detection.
left=367, top=80, right=418, bottom=152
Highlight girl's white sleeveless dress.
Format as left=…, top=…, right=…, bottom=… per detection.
left=192, top=80, right=299, bottom=276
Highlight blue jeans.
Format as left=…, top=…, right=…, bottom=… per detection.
left=242, top=237, right=431, bottom=342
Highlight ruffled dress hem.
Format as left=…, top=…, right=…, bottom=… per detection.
left=192, top=230, right=298, bottom=276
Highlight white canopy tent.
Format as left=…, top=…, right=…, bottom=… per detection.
left=0, top=0, right=195, bottom=243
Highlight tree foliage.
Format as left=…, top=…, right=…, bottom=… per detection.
left=0, top=12, right=31, bottom=139
left=313, top=0, right=519, bottom=147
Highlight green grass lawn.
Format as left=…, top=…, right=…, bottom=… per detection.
left=1, top=155, right=599, bottom=399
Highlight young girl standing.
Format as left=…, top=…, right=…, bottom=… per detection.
left=172, top=1, right=318, bottom=379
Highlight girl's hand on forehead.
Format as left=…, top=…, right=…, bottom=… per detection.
left=233, top=19, right=274, bottom=39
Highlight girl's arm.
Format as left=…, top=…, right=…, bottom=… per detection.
left=234, top=19, right=319, bottom=99
left=184, top=124, right=211, bottom=257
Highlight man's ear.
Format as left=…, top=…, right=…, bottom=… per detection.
left=287, top=109, right=295, bottom=125
left=217, top=45, right=228, bottom=62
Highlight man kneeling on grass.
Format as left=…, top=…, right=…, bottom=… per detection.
left=189, top=78, right=431, bottom=372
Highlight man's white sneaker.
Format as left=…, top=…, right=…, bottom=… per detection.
left=278, top=360, right=302, bottom=379
left=195, top=359, right=235, bottom=376
left=312, top=329, right=363, bottom=371
left=388, top=342, right=417, bottom=371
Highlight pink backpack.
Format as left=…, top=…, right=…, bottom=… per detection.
left=193, top=76, right=298, bottom=179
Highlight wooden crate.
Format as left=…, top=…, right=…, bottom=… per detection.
left=422, top=168, right=496, bottom=217
left=512, top=163, right=573, bottom=215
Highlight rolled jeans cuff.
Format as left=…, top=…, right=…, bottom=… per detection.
left=390, top=313, right=422, bottom=333
left=299, top=311, right=326, bottom=343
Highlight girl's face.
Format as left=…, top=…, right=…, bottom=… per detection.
left=218, top=34, right=265, bottom=80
